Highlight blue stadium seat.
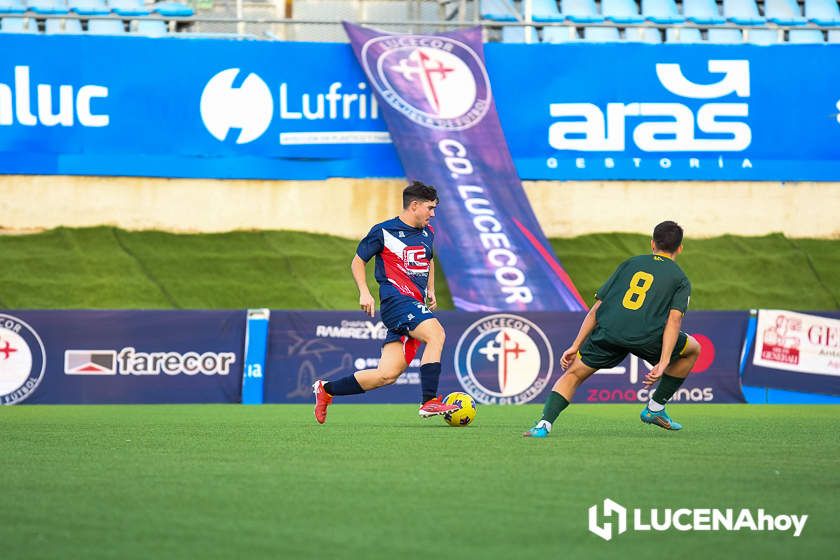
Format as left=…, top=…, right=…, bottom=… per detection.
left=626, top=25, right=662, bottom=41
left=151, top=1, right=192, bottom=17
left=764, top=0, right=807, bottom=24
left=641, top=0, right=686, bottom=23
left=107, top=0, right=141, bottom=9
left=28, top=0, right=69, bottom=14
left=133, top=17, right=166, bottom=35
left=787, top=28, right=824, bottom=42
left=665, top=26, right=704, bottom=42
left=683, top=0, right=725, bottom=23
left=481, top=0, right=519, bottom=22
left=0, top=0, right=27, bottom=12
left=804, top=0, right=840, bottom=24
left=745, top=27, right=780, bottom=43
left=583, top=25, right=621, bottom=40
left=602, top=0, right=645, bottom=23
left=722, top=0, right=765, bottom=24
left=532, top=0, right=564, bottom=21
left=707, top=27, right=743, bottom=41
left=109, top=0, right=149, bottom=16
left=87, top=17, right=125, bottom=33
left=561, top=0, right=605, bottom=22
left=805, top=0, right=840, bottom=42
left=501, top=25, right=537, bottom=42
left=0, top=1, right=26, bottom=13
left=69, top=0, right=109, bottom=14
left=722, top=0, right=779, bottom=43
left=1, top=15, right=36, bottom=31
left=45, top=16, right=83, bottom=33
left=542, top=25, right=579, bottom=41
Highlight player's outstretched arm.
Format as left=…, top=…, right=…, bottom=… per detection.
left=643, top=309, right=683, bottom=387
left=351, top=255, right=375, bottom=317
left=561, top=300, right=601, bottom=369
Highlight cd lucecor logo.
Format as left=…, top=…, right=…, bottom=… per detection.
left=0, top=314, right=46, bottom=405
left=454, top=314, right=553, bottom=405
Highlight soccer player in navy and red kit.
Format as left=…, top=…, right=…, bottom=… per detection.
left=313, top=181, right=460, bottom=423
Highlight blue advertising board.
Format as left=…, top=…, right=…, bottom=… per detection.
left=0, top=35, right=837, bottom=181
left=0, top=310, right=245, bottom=404
left=264, top=310, right=747, bottom=405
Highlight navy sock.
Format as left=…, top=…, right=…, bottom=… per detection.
left=420, top=362, right=442, bottom=403
left=324, top=375, right=365, bottom=396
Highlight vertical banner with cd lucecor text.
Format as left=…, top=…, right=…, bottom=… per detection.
left=344, top=23, right=586, bottom=312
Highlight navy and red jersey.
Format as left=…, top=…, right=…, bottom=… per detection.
left=356, top=217, right=434, bottom=303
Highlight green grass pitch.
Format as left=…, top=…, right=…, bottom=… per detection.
left=1, top=404, right=837, bottom=559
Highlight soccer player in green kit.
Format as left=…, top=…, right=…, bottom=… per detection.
left=524, top=221, right=701, bottom=437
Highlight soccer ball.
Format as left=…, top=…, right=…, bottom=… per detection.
left=442, top=392, right=477, bottom=427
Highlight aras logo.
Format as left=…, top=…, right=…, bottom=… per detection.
left=549, top=60, right=751, bottom=153
left=454, top=314, right=553, bottom=404
left=360, top=35, right=491, bottom=130
left=200, top=68, right=274, bottom=144
left=0, top=314, right=46, bottom=405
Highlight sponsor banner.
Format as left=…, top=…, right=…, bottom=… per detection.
left=0, top=35, right=401, bottom=180
left=263, top=310, right=745, bottom=404
left=0, top=36, right=837, bottom=181
left=264, top=311, right=426, bottom=404
left=742, top=310, right=840, bottom=395
left=581, top=311, right=747, bottom=404
left=493, top=44, right=840, bottom=181
left=0, top=311, right=245, bottom=404
left=344, top=23, right=586, bottom=312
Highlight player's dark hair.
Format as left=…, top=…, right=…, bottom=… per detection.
left=403, top=181, right=438, bottom=208
left=652, top=221, right=684, bottom=253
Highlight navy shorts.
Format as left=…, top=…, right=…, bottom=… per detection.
left=380, top=295, right=435, bottom=363
left=380, top=295, right=435, bottom=343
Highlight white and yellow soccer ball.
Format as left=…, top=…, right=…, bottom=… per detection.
left=442, top=392, right=477, bottom=427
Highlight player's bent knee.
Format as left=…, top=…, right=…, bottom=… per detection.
left=685, top=335, right=702, bottom=358
left=428, top=327, right=445, bottom=348
left=378, top=364, right=407, bottom=386
left=413, top=322, right=446, bottom=347
left=564, top=368, right=586, bottom=385
left=379, top=374, right=399, bottom=386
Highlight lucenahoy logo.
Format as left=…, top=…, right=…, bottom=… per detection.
left=588, top=498, right=808, bottom=541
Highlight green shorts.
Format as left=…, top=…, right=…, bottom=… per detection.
left=578, top=327, right=689, bottom=369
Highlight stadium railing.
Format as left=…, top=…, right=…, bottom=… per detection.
left=0, top=0, right=838, bottom=42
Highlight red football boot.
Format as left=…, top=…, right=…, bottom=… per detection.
left=419, top=395, right=461, bottom=418
left=313, top=380, right=333, bottom=424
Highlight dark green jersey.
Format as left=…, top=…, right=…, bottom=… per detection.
left=594, top=254, right=691, bottom=346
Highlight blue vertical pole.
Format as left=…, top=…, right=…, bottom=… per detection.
left=241, top=309, right=269, bottom=405
left=739, top=309, right=758, bottom=377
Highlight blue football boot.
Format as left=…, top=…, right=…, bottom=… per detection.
left=523, top=421, right=551, bottom=438
left=640, top=406, right=682, bottom=431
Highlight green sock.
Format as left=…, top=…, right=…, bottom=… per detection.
left=540, top=391, right=570, bottom=424
left=652, top=374, right=687, bottom=405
